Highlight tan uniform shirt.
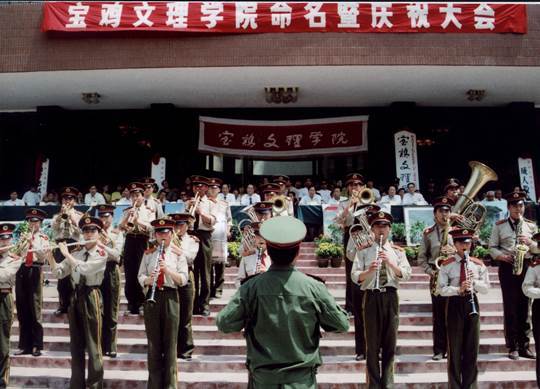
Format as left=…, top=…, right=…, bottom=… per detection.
left=27, top=232, right=52, bottom=264
left=489, top=218, right=539, bottom=260
left=178, top=233, right=199, bottom=267
left=121, top=204, right=155, bottom=234
left=51, top=210, right=83, bottom=241
left=55, top=246, right=108, bottom=286
left=197, top=196, right=218, bottom=232
left=522, top=264, right=540, bottom=299
left=0, top=252, right=21, bottom=288
left=103, top=227, right=124, bottom=263
left=417, top=224, right=454, bottom=276
left=145, top=196, right=164, bottom=219
left=438, top=254, right=490, bottom=296
left=351, top=241, right=412, bottom=290
left=138, top=244, right=188, bottom=289
left=235, top=250, right=270, bottom=288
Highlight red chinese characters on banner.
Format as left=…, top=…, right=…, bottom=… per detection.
left=199, top=116, right=369, bottom=157
left=42, top=2, right=527, bottom=34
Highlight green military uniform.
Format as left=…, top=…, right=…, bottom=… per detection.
left=53, top=217, right=108, bottom=389
left=97, top=205, right=125, bottom=357
left=138, top=219, right=188, bottom=389
left=0, top=223, right=23, bottom=388
left=351, top=211, right=412, bottom=389
left=216, top=216, right=349, bottom=388
left=489, top=191, right=539, bottom=357
left=417, top=196, right=454, bottom=359
left=15, top=208, right=49, bottom=356
left=438, top=229, right=490, bottom=389
left=521, top=252, right=540, bottom=387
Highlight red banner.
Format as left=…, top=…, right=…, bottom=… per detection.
left=42, top=2, right=527, bottom=34
left=199, top=116, right=368, bottom=158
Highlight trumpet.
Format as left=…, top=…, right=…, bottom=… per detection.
left=3, top=239, right=98, bottom=253
left=147, top=240, right=165, bottom=304
left=187, top=192, right=201, bottom=218
left=126, top=203, right=141, bottom=232
left=349, top=188, right=375, bottom=213
left=272, top=195, right=288, bottom=216
left=513, top=216, right=529, bottom=276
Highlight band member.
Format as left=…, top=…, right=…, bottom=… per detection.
left=119, top=182, right=155, bottom=315
left=336, top=173, right=364, bottom=315
left=235, top=222, right=269, bottom=288
left=47, top=217, right=108, bottom=389
left=417, top=196, right=455, bottom=360
left=51, top=186, right=83, bottom=315
left=138, top=218, right=188, bottom=389
left=438, top=228, right=490, bottom=389
left=141, top=177, right=165, bottom=219
left=351, top=211, right=412, bottom=388
left=273, top=175, right=295, bottom=216
left=191, top=176, right=216, bottom=317
left=260, top=183, right=290, bottom=217
left=207, top=178, right=232, bottom=299
left=169, top=213, right=200, bottom=361
left=217, top=216, right=349, bottom=388
left=96, top=205, right=124, bottom=358
left=15, top=209, right=49, bottom=357
left=489, top=191, right=539, bottom=359
left=444, top=178, right=461, bottom=203
left=0, top=224, right=25, bottom=388
left=522, top=232, right=540, bottom=387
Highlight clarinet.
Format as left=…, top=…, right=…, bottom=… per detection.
left=147, top=240, right=165, bottom=304
left=373, top=234, right=383, bottom=291
left=254, top=246, right=263, bottom=274
left=463, top=250, right=478, bottom=317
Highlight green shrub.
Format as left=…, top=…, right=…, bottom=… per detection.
left=391, top=223, right=406, bottom=242
left=315, top=242, right=343, bottom=258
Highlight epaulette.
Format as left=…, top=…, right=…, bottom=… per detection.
left=530, top=258, right=540, bottom=267
left=469, top=256, right=484, bottom=266
left=305, top=273, right=326, bottom=284
left=392, top=244, right=404, bottom=252
left=39, top=233, right=49, bottom=241
left=524, top=218, right=535, bottom=224
left=97, top=248, right=106, bottom=257
left=423, top=225, right=435, bottom=235
left=441, top=257, right=455, bottom=266
left=144, top=246, right=157, bottom=255
left=495, top=219, right=506, bottom=225
left=240, top=272, right=261, bottom=285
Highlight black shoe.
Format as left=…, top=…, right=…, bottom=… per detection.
left=179, top=355, right=192, bottom=361
left=201, top=309, right=211, bottom=317
left=32, top=348, right=41, bottom=357
left=519, top=348, right=536, bottom=359
left=508, top=350, right=519, bottom=360
left=14, top=349, right=31, bottom=356
left=355, top=354, right=365, bottom=361
left=109, top=352, right=117, bottom=358
left=54, top=308, right=67, bottom=316
left=432, top=353, right=444, bottom=361
left=215, top=292, right=222, bottom=299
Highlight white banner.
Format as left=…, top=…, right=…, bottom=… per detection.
left=151, top=158, right=166, bottom=190
left=394, top=130, right=420, bottom=189
left=37, top=159, right=49, bottom=200
left=518, top=157, right=536, bottom=202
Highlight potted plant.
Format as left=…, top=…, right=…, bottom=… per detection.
left=391, top=222, right=406, bottom=244
left=227, top=241, right=241, bottom=267
left=315, top=242, right=344, bottom=268
left=404, top=246, right=419, bottom=266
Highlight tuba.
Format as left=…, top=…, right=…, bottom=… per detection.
left=452, top=161, right=498, bottom=232
left=512, top=216, right=529, bottom=276
left=349, top=223, right=374, bottom=251
left=238, top=219, right=257, bottom=253
left=272, top=195, right=288, bottom=216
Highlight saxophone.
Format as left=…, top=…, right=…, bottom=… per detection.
left=513, top=216, right=529, bottom=276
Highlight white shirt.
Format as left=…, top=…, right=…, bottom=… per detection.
left=218, top=193, right=238, bottom=205
left=378, top=194, right=402, bottom=213
left=3, top=199, right=24, bottom=206
left=318, top=189, right=332, bottom=204
left=369, top=187, right=381, bottom=201
left=299, top=194, right=322, bottom=206
left=402, top=192, right=427, bottom=206
left=297, top=188, right=309, bottom=200
left=22, top=191, right=41, bottom=206
left=327, top=196, right=348, bottom=205
left=84, top=192, right=106, bottom=206
left=240, top=193, right=261, bottom=206
left=115, top=197, right=132, bottom=206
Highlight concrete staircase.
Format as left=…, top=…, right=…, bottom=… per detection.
left=8, top=243, right=537, bottom=388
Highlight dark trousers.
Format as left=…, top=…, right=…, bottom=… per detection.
left=68, top=286, right=103, bottom=389
left=210, top=262, right=225, bottom=298
left=0, top=293, right=13, bottom=389
left=123, top=234, right=148, bottom=313
left=446, top=295, right=480, bottom=389
left=100, top=262, right=120, bottom=354
left=343, top=231, right=353, bottom=312
left=533, top=299, right=540, bottom=388
left=194, top=231, right=212, bottom=312
left=363, top=289, right=398, bottom=389
left=498, top=262, right=531, bottom=350
left=352, top=284, right=365, bottom=356
left=144, top=288, right=179, bottom=389
left=431, top=291, right=448, bottom=355
left=178, top=269, right=195, bottom=358
left=53, top=244, right=74, bottom=312
left=15, top=264, right=43, bottom=351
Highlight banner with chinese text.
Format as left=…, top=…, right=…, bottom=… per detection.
left=199, top=116, right=368, bottom=158
left=394, top=130, right=420, bottom=189
left=42, top=2, right=527, bottom=34
left=518, top=157, right=537, bottom=202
